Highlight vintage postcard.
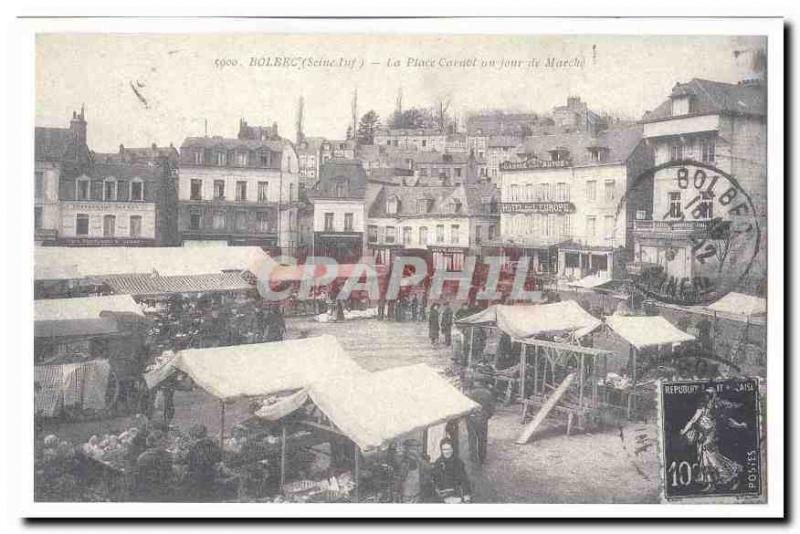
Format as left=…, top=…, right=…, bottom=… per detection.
left=14, top=16, right=784, bottom=518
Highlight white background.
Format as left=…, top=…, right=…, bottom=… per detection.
left=2, top=1, right=794, bottom=531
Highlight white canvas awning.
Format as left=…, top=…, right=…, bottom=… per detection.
left=307, top=364, right=479, bottom=451
left=707, top=292, right=767, bottom=318
left=605, top=314, right=695, bottom=350
left=34, top=245, right=272, bottom=280
left=455, top=301, right=601, bottom=340
left=34, top=295, right=145, bottom=338
left=173, top=335, right=366, bottom=401
left=567, top=274, right=613, bottom=289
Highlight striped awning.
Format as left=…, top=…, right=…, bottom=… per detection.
left=102, top=272, right=253, bottom=296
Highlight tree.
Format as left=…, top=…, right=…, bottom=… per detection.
left=357, top=110, right=381, bottom=145
left=388, top=107, right=434, bottom=130
left=434, top=95, right=451, bottom=134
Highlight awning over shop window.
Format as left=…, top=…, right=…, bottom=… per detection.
left=102, top=272, right=253, bottom=296
left=605, top=314, right=695, bottom=350
left=307, top=364, right=479, bottom=452
left=455, top=301, right=601, bottom=340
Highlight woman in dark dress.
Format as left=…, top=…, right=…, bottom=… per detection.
left=431, top=439, right=472, bottom=502
left=428, top=304, right=440, bottom=346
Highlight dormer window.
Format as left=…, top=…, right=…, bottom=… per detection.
left=216, top=151, right=227, bottom=166
left=237, top=151, right=249, bottom=166
left=671, top=95, right=692, bottom=116
left=587, top=147, right=608, bottom=162
left=417, top=198, right=432, bottom=214
left=448, top=199, right=462, bottom=213
left=335, top=179, right=349, bottom=198
left=386, top=195, right=399, bottom=215
left=103, top=178, right=117, bottom=201
left=549, top=148, right=569, bottom=162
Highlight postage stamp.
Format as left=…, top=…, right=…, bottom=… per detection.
left=657, top=378, right=763, bottom=502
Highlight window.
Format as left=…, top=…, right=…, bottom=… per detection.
left=213, top=210, right=226, bottom=230
left=586, top=216, right=596, bottom=239
left=324, top=212, right=334, bottom=231
left=344, top=213, right=354, bottom=232
left=236, top=181, right=247, bottom=201
left=565, top=253, right=580, bottom=269
left=216, top=152, right=226, bottom=166
left=103, top=215, right=116, bottom=237
left=76, top=179, right=90, bottom=201
left=604, top=180, right=615, bottom=202
left=104, top=179, right=117, bottom=201
left=289, top=184, right=295, bottom=201
left=701, top=139, right=716, bottom=163
left=190, top=179, right=203, bottom=200
left=556, top=182, right=568, bottom=202
left=403, top=226, right=412, bottom=245
left=547, top=214, right=556, bottom=238
left=35, top=171, right=44, bottom=199
left=671, top=95, right=691, bottom=116
left=419, top=226, right=428, bottom=245
left=561, top=214, right=571, bottom=238
left=76, top=214, right=89, bottom=236
left=35, top=207, right=43, bottom=229
left=668, top=192, right=683, bottom=218
left=454, top=168, right=462, bottom=178
left=385, top=226, right=397, bottom=244
left=636, top=210, right=647, bottom=220
left=525, top=184, right=534, bottom=201
left=604, top=215, right=615, bottom=241
left=670, top=143, right=684, bottom=161
left=488, top=225, right=496, bottom=240
left=258, top=181, right=269, bottom=202
left=214, top=180, right=226, bottom=200
left=194, top=151, right=203, bottom=165
left=257, top=212, right=270, bottom=232
left=417, top=199, right=430, bottom=214
left=696, top=191, right=714, bottom=219
left=586, top=180, right=597, bottom=202
left=451, top=224, right=460, bottom=244
left=189, top=211, right=201, bottom=230
left=475, top=225, right=482, bottom=245
left=235, top=211, right=247, bottom=231
left=131, top=180, right=144, bottom=201
left=386, top=196, right=399, bottom=215
left=237, top=152, right=248, bottom=166
left=335, top=181, right=348, bottom=198
left=419, top=168, right=428, bottom=177
left=129, top=215, right=142, bottom=238
left=260, top=152, right=270, bottom=167
left=539, top=183, right=550, bottom=201
left=368, top=225, right=378, bottom=243
left=509, top=184, right=519, bottom=201
left=422, top=140, right=427, bottom=148
left=436, top=224, right=444, bottom=243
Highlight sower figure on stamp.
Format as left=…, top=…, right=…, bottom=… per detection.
left=680, top=388, right=748, bottom=492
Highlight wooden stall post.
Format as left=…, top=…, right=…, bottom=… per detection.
left=532, top=345, right=539, bottom=398
left=354, top=447, right=361, bottom=503
left=629, top=346, right=638, bottom=419
left=219, top=400, right=225, bottom=449
left=280, top=423, right=287, bottom=488
left=519, top=343, right=526, bottom=406
left=578, top=353, right=585, bottom=408
left=469, top=326, right=475, bottom=368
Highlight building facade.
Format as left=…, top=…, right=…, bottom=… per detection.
left=373, top=128, right=447, bottom=152
left=496, top=125, right=651, bottom=282
left=366, top=182, right=500, bottom=272
left=632, top=76, right=767, bottom=300
left=178, top=128, right=300, bottom=254
left=411, top=152, right=488, bottom=186
left=306, top=160, right=369, bottom=264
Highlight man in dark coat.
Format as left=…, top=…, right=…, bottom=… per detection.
left=184, top=424, right=222, bottom=501
left=440, top=303, right=454, bottom=347
left=428, top=304, right=440, bottom=346
left=465, top=378, right=496, bottom=465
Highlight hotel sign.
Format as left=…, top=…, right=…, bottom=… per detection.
left=501, top=201, right=576, bottom=214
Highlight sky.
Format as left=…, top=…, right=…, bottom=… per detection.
left=35, top=33, right=766, bottom=152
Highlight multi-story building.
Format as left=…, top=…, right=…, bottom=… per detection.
left=35, top=108, right=178, bottom=247
left=412, top=152, right=488, bottom=186
left=373, top=128, right=447, bottom=152
left=178, top=126, right=300, bottom=254
left=465, top=112, right=539, bottom=137
left=306, top=160, right=368, bottom=263
left=632, top=76, right=767, bottom=298
left=485, top=136, right=524, bottom=181
left=295, top=136, right=326, bottom=190
left=321, top=139, right=357, bottom=161
left=366, top=181, right=499, bottom=272
left=495, top=125, right=651, bottom=282
left=444, top=133, right=468, bottom=154
left=552, top=96, right=607, bottom=135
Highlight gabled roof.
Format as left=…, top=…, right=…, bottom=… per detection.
left=181, top=136, right=286, bottom=153
left=642, top=78, right=766, bottom=122
left=513, top=124, right=643, bottom=168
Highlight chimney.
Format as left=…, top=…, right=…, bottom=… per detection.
left=69, top=107, right=87, bottom=147
left=119, top=144, right=125, bottom=154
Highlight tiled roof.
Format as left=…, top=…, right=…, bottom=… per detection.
left=513, top=125, right=643, bottom=168
left=643, top=78, right=766, bottom=122
left=89, top=161, right=165, bottom=180
left=181, top=136, right=286, bottom=153
left=35, top=127, right=77, bottom=162
left=307, top=159, right=368, bottom=200
left=368, top=182, right=498, bottom=219
left=102, top=272, right=254, bottom=296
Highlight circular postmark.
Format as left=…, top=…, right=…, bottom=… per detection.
left=616, top=160, right=761, bottom=306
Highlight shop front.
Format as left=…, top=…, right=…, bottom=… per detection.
left=312, top=232, right=364, bottom=264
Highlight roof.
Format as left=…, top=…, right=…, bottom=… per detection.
left=512, top=125, right=643, bottom=168
left=181, top=136, right=286, bottom=153
left=34, top=295, right=144, bottom=338
left=706, top=292, right=766, bottom=317
left=307, top=159, right=369, bottom=200
left=643, top=78, right=766, bottom=122
left=456, top=301, right=601, bottom=340
left=487, top=135, right=524, bottom=148
left=102, top=272, right=254, bottom=296
left=173, top=335, right=366, bottom=400
left=87, top=161, right=164, bottom=180
left=35, top=246, right=272, bottom=280
left=412, top=151, right=477, bottom=165
left=34, top=127, right=76, bottom=162
left=307, top=364, right=479, bottom=451
left=368, top=182, right=498, bottom=219
left=605, top=314, right=695, bottom=350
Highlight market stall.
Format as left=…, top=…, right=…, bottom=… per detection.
left=34, top=295, right=151, bottom=418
